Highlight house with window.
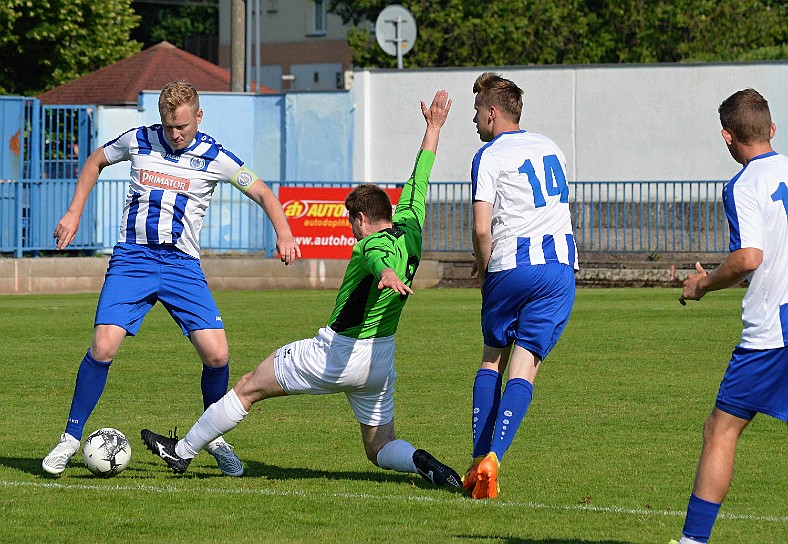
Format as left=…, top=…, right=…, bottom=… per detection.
left=217, top=0, right=356, bottom=92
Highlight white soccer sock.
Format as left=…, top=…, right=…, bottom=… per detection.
left=177, top=389, right=249, bottom=458
left=679, top=537, right=705, bottom=544
left=376, top=439, right=418, bottom=473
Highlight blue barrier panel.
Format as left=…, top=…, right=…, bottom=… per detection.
left=0, top=97, right=25, bottom=181
left=0, top=182, right=18, bottom=253
left=0, top=179, right=100, bottom=256
left=40, top=105, right=93, bottom=181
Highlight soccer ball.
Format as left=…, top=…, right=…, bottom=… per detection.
left=82, top=428, right=131, bottom=477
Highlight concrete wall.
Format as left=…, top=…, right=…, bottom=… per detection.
left=0, top=257, right=443, bottom=295
left=351, top=62, right=788, bottom=183
left=89, top=61, right=788, bottom=188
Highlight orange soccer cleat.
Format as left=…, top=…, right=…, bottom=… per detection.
left=462, top=455, right=485, bottom=493
left=472, top=452, right=501, bottom=499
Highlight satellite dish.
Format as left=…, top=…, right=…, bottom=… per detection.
left=375, top=4, right=417, bottom=69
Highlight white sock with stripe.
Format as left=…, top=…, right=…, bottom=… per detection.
left=176, top=389, right=248, bottom=458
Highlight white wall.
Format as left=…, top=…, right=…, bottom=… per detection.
left=352, top=62, right=788, bottom=183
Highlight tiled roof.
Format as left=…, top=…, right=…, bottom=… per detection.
left=37, top=41, right=275, bottom=105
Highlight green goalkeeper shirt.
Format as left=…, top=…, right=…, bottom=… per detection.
left=328, top=149, right=435, bottom=339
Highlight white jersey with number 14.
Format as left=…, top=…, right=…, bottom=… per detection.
left=471, top=130, right=578, bottom=273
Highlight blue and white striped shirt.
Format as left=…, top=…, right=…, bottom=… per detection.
left=723, top=151, right=788, bottom=349
left=103, top=125, right=245, bottom=259
left=471, top=130, right=578, bottom=272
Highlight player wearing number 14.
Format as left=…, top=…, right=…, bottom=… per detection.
left=464, top=72, right=578, bottom=499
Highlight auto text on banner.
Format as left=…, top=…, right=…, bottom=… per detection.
left=280, top=187, right=402, bottom=259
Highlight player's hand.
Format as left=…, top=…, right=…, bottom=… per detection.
left=378, top=267, right=414, bottom=296
left=53, top=211, right=80, bottom=250
left=276, top=234, right=301, bottom=265
left=470, top=255, right=486, bottom=282
left=679, top=262, right=707, bottom=306
left=420, top=90, right=451, bottom=129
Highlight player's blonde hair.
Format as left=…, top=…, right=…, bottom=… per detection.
left=158, top=81, right=200, bottom=117
left=473, top=72, right=524, bottom=123
left=718, top=88, right=772, bottom=145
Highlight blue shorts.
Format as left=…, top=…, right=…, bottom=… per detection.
left=95, top=243, right=223, bottom=336
left=481, top=263, right=575, bottom=360
left=716, top=344, right=788, bottom=421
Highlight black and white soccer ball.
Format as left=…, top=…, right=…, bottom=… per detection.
left=82, top=428, right=131, bottom=477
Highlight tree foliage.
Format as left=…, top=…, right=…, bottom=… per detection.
left=0, top=0, right=142, bottom=96
left=131, top=3, right=218, bottom=53
left=329, top=0, right=788, bottom=68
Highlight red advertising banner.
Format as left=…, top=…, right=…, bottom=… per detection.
left=281, top=187, right=402, bottom=259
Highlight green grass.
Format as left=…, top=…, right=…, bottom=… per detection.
left=1, top=288, right=786, bottom=543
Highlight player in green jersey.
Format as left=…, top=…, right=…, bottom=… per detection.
left=141, top=90, right=462, bottom=490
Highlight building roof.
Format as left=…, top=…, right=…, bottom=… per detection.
left=37, top=41, right=274, bottom=106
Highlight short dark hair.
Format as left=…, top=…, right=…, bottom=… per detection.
left=158, top=80, right=200, bottom=117
left=345, top=184, right=392, bottom=223
left=718, top=88, right=772, bottom=145
left=473, top=72, right=524, bottom=123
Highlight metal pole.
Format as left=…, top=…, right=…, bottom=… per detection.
left=396, top=15, right=403, bottom=70
left=230, top=0, right=245, bottom=92
left=244, top=0, right=251, bottom=91
left=14, top=181, right=22, bottom=258
left=255, top=0, right=261, bottom=92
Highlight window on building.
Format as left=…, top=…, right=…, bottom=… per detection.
left=267, top=0, right=279, bottom=13
left=312, top=0, right=326, bottom=35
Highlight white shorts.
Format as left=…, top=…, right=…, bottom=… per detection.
left=273, top=326, right=397, bottom=426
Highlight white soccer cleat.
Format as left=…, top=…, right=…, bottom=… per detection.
left=205, top=437, right=244, bottom=477
left=42, top=433, right=80, bottom=475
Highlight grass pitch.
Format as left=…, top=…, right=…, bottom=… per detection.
left=1, top=287, right=786, bottom=543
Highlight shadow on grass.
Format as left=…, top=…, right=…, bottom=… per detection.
left=0, top=456, right=46, bottom=476
left=242, top=458, right=465, bottom=493
left=454, top=537, right=635, bottom=544
left=3, top=455, right=462, bottom=494
left=0, top=455, right=226, bottom=481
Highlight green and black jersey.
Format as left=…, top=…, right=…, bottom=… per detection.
left=328, top=149, right=435, bottom=339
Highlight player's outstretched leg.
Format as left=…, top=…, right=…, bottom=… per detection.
left=42, top=433, right=80, bottom=475
left=412, top=449, right=463, bottom=491
left=472, top=452, right=501, bottom=499
left=204, top=437, right=244, bottom=477
left=141, top=429, right=192, bottom=474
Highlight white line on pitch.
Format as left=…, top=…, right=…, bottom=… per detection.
left=3, top=479, right=787, bottom=525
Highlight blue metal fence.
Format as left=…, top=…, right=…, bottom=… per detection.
left=573, top=180, right=729, bottom=253
left=0, top=179, right=729, bottom=258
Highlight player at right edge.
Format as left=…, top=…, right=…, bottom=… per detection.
left=672, top=89, right=788, bottom=543
left=464, top=72, right=579, bottom=499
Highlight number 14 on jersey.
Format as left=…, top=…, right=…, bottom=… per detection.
left=518, top=154, right=568, bottom=207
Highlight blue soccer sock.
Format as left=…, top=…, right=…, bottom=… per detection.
left=681, top=493, right=721, bottom=543
left=471, top=368, right=502, bottom=458
left=64, top=350, right=112, bottom=440
left=490, top=378, right=533, bottom=462
left=201, top=362, right=230, bottom=409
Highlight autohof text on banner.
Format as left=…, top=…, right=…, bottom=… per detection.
left=280, top=187, right=402, bottom=259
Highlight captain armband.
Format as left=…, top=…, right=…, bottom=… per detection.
left=230, top=166, right=260, bottom=193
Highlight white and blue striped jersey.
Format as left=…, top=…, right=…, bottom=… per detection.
left=723, top=151, right=788, bottom=349
left=103, top=125, right=246, bottom=259
left=471, top=130, right=578, bottom=273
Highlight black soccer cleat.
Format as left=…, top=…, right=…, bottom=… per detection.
left=412, top=449, right=463, bottom=491
left=141, top=428, right=192, bottom=474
